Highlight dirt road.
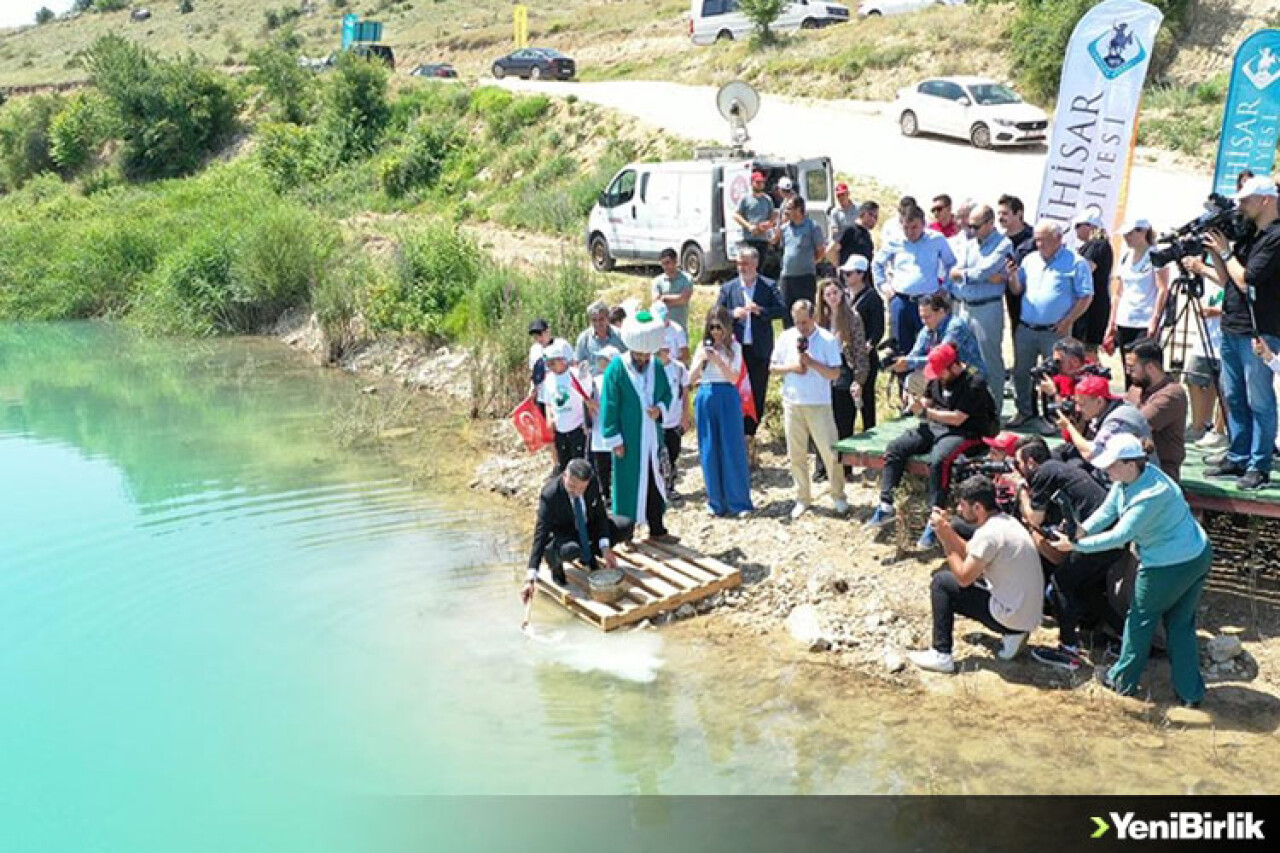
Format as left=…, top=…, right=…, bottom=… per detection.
left=496, top=79, right=1214, bottom=231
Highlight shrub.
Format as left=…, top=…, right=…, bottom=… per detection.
left=92, top=0, right=129, bottom=11
left=738, top=0, right=786, bottom=46
left=36, top=7, right=55, bottom=25
left=248, top=45, right=316, bottom=124
left=377, top=120, right=461, bottom=198
left=257, top=121, right=328, bottom=190
left=0, top=94, right=62, bottom=189
left=84, top=35, right=239, bottom=180
left=321, top=52, right=390, bottom=162
left=49, top=92, right=114, bottom=175
left=365, top=221, right=481, bottom=336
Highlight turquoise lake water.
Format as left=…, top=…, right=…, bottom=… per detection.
left=4, top=323, right=1271, bottom=851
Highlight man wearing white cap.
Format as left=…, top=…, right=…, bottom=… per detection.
left=600, top=310, right=675, bottom=538
left=949, top=203, right=1011, bottom=407
left=1191, top=174, right=1280, bottom=490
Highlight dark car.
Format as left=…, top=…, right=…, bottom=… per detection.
left=349, top=43, right=396, bottom=70
left=409, top=63, right=459, bottom=79
left=490, top=47, right=575, bottom=81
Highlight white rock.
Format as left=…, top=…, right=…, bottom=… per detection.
left=882, top=649, right=906, bottom=674
left=1207, top=635, right=1243, bottom=663
left=785, top=604, right=827, bottom=646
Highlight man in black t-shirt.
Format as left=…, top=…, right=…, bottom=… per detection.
left=1194, top=175, right=1280, bottom=490
left=833, top=200, right=879, bottom=276
left=998, top=193, right=1036, bottom=331
left=1011, top=436, right=1127, bottom=668
left=866, top=343, right=998, bottom=550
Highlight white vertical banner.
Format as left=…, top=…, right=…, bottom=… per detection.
left=1035, top=0, right=1164, bottom=233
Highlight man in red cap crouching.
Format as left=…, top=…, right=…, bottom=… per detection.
left=1051, top=373, right=1156, bottom=475
left=866, top=343, right=999, bottom=550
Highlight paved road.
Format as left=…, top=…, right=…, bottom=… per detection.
left=496, top=78, right=1214, bottom=232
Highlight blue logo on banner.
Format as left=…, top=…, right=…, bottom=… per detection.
left=1088, top=21, right=1148, bottom=79
left=1214, top=29, right=1280, bottom=196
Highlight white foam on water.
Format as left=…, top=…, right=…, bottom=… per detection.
left=529, top=625, right=665, bottom=684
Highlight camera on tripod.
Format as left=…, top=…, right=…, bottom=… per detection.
left=1149, top=193, right=1250, bottom=271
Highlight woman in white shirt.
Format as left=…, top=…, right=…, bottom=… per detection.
left=1106, top=218, right=1170, bottom=383
left=690, top=307, right=754, bottom=518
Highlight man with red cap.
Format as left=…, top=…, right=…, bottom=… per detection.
left=733, top=170, right=777, bottom=272
left=1052, top=373, right=1155, bottom=471
left=828, top=181, right=858, bottom=247
left=866, top=343, right=999, bottom=549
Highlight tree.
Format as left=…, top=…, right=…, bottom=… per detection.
left=320, top=52, right=389, bottom=162
left=737, top=0, right=786, bottom=45
left=35, top=7, right=55, bottom=24
left=248, top=45, right=316, bottom=124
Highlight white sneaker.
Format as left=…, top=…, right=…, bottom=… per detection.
left=832, top=498, right=850, bottom=515
left=1185, top=426, right=1205, bottom=443
left=908, top=648, right=956, bottom=674
left=1195, top=431, right=1228, bottom=450
left=790, top=502, right=809, bottom=520
left=997, top=632, right=1029, bottom=661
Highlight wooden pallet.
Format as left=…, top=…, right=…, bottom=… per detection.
left=535, top=538, right=742, bottom=632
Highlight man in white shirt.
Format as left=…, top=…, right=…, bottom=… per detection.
left=771, top=300, right=849, bottom=519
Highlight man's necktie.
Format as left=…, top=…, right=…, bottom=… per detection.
left=572, top=496, right=593, bottom=568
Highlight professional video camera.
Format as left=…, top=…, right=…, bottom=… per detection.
left=1039, top=488, right=1082, bottom=542
left=1029, top=359, right=1112, bottom=383
left=1044, top=397, right=1077, bottom=421
left=1149, top=193, right=1250, bottom=271
left=951, top=456, right=1018, bottom=515
left=877, top=339, right=904, bottom=371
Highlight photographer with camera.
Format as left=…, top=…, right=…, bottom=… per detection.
left=865, top=343, right=998, bottom=550
left=1051, top=433, right=1212, bottom=707
left=1009, top=436, right=1125, bottom=670
left=1124, top=338, right=1188, bottom=483
left=1034, top=337, right=1110, bottom=417
left=1187, top=175, right=1280, bottom=491
left=1053, top=375, right=1155, bottom=473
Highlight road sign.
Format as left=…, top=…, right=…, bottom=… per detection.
left=513, top=4, right=528, bottom=48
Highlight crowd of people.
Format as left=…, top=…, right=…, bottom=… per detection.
left=520, top=170, right=1280, bottom=707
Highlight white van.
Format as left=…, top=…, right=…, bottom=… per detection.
left=586, top=154, right=834, bottom=282
left=689, top=0, right=851, bottom=46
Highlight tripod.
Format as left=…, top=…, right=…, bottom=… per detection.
left=1158, top=261, right=1228, bottom=441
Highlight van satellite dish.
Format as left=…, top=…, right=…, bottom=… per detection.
left=716, top=81, right=759, bottom=148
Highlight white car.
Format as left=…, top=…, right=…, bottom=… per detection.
left=858, top=0, right=965, bottom=17
left=689, top=0, right=851, bottom=45
left=894, top=76, right=1049, bottom=149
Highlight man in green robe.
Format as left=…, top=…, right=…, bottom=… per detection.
left=601, top=310, right=673, bottom=538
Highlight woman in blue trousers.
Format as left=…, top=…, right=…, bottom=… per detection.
left=690, top=307, right=754, bottom=518
left=1052, top=432, right=1213, bottom=707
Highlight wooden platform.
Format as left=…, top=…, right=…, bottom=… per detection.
left=535, top=538, right=742, bottom=632
left=835, top=407, right=1280, bottom=520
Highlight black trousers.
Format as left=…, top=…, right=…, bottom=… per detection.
left=779, top=273, right=817, bottom=328
left=815, top=383, right=856, bottom=479
left=879, top=422, right=981, bottom=509
left=931, top=570, right=1020, bottom=655
left=553, top=426, right=587, bottom=474
left=543, top=514, right=637, bottom=578
left=592, top=450, right=613, bottom=506
left=857, top=362, right=879, bottom=432
left=643, top=465, right=668, bottom=536
left=742, top=344, right=771, bottom=437
left=663, top=426, right=683, bottom=489
left=1049, top=549, right=1123, bottom=647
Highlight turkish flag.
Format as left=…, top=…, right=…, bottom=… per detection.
left=736, top=361, right=757, bottom=423
left=511, top=394, right=553, bottom=453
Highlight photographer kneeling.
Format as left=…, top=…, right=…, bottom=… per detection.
left=1011, top=436, right=1127, bottom=669
left=866, top=343, right=999, bottom=550
left=1034, top=337, right=1104, bottom=414
left=1051, top=434, right=1212, bottom=706
left=1053, top=375, right=1155, bottom=474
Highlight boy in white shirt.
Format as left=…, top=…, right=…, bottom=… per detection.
left=589, top=347, right=620, bottom=500
left=657, top=346, right=692, bottom=499
left=537, top=338, right=590, bottom=474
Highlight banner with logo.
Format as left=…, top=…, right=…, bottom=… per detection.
left=1213, top=29, right=1280, bottom=196
left=1035, top=0, right=1163, bottom=233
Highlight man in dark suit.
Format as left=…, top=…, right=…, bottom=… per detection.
left=525, top=459, right=635, bottom=598
left=716, top=245, right=787, bottom=465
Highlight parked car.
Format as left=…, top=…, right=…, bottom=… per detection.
left=490, top=48, right=575, bottom=81
left=349, top=43, right=396, bottom=70
left=858, top=0, right=965, bottom=17
left=894, top=76, right=1049, bottom=149
left=410, top=63, right=459, bottom=79
left=689, top=0, right=850, bottom=45
left=587, top=154, right=833, bottom=282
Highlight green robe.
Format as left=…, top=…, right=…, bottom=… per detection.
left=600, top=354, right=672, bottom=522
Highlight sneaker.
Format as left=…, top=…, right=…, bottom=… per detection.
left=916, top=523, right=939, bottom=550
left=790, top=502, right=809, bottom=521
left=864, top=503, right=896, bottom=530
left=813, top=468, right=828, bottom=483
left=1031, top=644, right=1083, bottom=671
left=908, top=648, right=956, bottom=674
left=1204, top=451, right=1231, bottom=468
left=1004, top=413, right=1032, bottom=428
left=1185, top=426, right=1206, bottom=444
left=997, top=632, right=1029, bottom=661
left=832, top=498, right=850, bottom=515
left=1206, top=460, right=1247, bottom=478
left=1033, top=417, right=1059, bottom=437
left=1195, top=431, right=1229, bottom=450
left=736, top=509, right=752, bottom=520
left=1237, top=470, right=1270, bottom=491
left=706, top=506, right=722, bottom=518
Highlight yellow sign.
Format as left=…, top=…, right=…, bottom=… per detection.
left=513, top=4, right=529, bottom=48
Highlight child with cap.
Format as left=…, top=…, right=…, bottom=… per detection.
left=537, top=339, right=591, bottom=474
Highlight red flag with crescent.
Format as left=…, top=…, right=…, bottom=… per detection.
left=737, top=361, right=757, bottom=423
left=511, top=394, right=553, bottom=452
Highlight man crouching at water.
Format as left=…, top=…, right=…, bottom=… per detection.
left=524, top=459, right=634, bottom=601
left=907, top=476, right=1044, bottom=674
